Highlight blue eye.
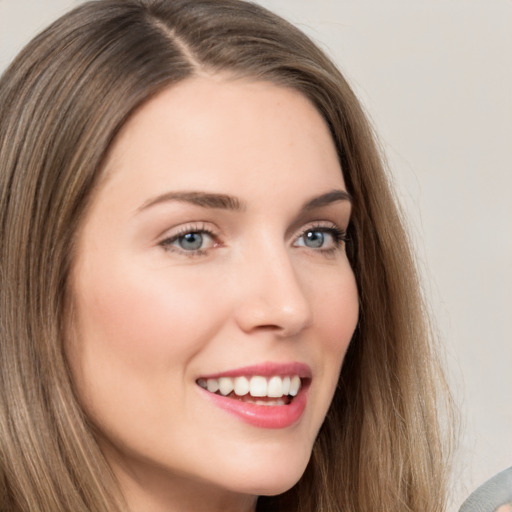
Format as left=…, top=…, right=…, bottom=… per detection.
left=302, top=230, right=326, bottom=248
left=294, top=225, right=346, bottom=252
left=178, top=232, right=205, bottom=251
left=160, top=227, right=216, bottom=255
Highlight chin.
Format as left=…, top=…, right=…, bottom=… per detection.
left=252, top=473, right=305, bottom=498
left=217, top=447, right=311, bottom=497
left=233, top=475, right=304, bottom=498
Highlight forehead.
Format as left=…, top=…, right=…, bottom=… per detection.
left=98, top=76, right=346, bottom=207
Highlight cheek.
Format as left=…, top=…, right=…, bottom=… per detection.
left=66, top=260, right=235, bottom=457
left=307, top=265, right=359, bottom=407
left=71, top=263, right=225, bottom=369
left=65, top=259, right=232, bottom=433
left=311, top=266, right=359, bottom=353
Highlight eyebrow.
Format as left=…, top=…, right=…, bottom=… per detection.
left=139, top=191, right=245, bottom=212
left=301, top=189, right=352, bottom=210
left=138, top=188, right=351, bottom=213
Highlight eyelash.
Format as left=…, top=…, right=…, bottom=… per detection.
left=159, top=222, right=347, bottom=258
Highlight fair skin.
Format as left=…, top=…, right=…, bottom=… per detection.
left=67, top=76, right=359, bottom=512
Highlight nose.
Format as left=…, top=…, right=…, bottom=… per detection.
left=233, top=244, right=313, bottom=338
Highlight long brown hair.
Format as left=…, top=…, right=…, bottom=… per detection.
left=0, top=1, right=453, bottom=510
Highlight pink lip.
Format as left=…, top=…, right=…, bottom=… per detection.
left=196, top=362, right=311, bottom=429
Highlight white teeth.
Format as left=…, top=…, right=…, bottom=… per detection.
left=218, top=377, right=234, bottom=396
left=267, top=376, right=283, bottom=398
left=249, top=376, right=267, bottom=397
left=282, top=376, right=291, bottom=395
left=199, top=375, right=303, bottom=398
left=289, top=376, right=301, bottom=397
left=234, top=376, right=250, bottom=396
left=206, top=379, right=219, bottom=393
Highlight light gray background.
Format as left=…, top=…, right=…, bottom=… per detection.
left=1, top=1, right=511, bottom=509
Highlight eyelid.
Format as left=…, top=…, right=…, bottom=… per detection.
left=287, top=204, right=350, bottom=238
left=158, top=221, right=214, bottom=239
left=292, top=220, right=346, bottom=239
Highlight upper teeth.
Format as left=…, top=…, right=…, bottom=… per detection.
left=197, top=375, right=302, bottom=398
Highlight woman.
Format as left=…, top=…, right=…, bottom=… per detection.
left=0, top=0, right=453, bottom=511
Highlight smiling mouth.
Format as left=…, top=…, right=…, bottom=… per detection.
left=196, top=375, right=303, bottom=406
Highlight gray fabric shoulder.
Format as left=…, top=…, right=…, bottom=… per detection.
left=459, top=467, right=512, bottom=512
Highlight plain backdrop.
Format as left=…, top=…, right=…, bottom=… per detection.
left=1, top=0, right=511, bottom=509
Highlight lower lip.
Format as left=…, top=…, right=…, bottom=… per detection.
left=199, top=386, right=308, bottom=429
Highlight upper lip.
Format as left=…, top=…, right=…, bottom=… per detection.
left=198, top=362, right=312, bottom=380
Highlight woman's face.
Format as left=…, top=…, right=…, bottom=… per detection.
left=67, top=77, right=359, bottom=511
